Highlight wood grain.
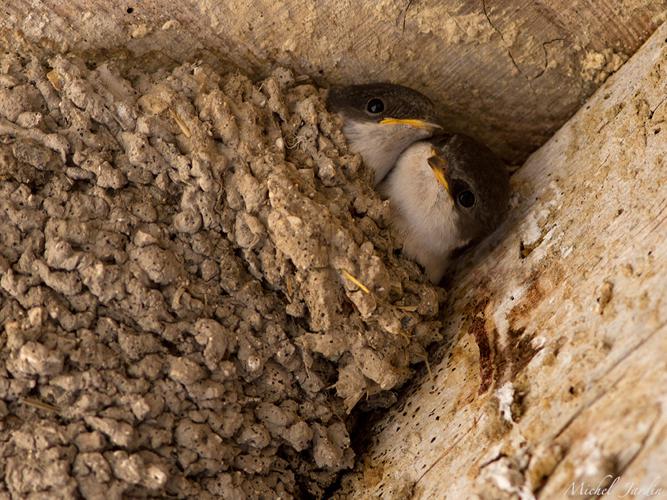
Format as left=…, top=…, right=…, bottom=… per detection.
left=1, top=0, right=665, bottom=163
left=336, top=22, right=667, bottom=499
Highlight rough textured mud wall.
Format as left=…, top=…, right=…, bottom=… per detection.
left=2, top=3, right=666, bottom=499
left=0, top=49, right=446, bottom=498
left=337, top=23, right=667, bottom=499
left=1, top=0, right=666, bottom=164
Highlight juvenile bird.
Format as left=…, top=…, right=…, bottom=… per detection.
left=379, top=134, right=510, bottom=283
left=327, top=83, right=442, bottom=185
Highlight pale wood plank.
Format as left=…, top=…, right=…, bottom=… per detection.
left=337, top=21, right=667, bottom=499
left=0, top=0, right=665, bottom=163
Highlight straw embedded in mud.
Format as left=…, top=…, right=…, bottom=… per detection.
left=0, top=50, right=444, bottom=498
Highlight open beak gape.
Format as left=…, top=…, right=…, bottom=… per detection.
left=379, top=118, right=442, bottom=131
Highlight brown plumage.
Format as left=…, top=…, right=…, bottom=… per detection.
left=328, top=83, right=510, bottom=283
left=379, top=134, right=510, bottom=283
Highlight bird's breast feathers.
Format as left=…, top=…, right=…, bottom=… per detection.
left=383, top=142, right=468, bottom=256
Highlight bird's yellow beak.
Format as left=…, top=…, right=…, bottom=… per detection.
left=427, top=152, right=450, bottom=194
left=379, top=118, right=441, bottom=131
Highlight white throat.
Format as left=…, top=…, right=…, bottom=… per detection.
left=378, top=141, right=468, bottom=282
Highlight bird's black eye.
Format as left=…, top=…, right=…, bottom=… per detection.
left=457, top=190, right=475, bottom=208
left=366, top=98, right=384, bottom=114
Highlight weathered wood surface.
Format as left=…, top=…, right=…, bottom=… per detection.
left=336, top=22, right=667, bottom=499
left=2, top=3, right=666, bottom=498
left=1, top=0, right=665, bottom=163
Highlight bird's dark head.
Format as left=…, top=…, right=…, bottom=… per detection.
left=327, top=83, right=443, bottom=184
left=327, top=83, right=440, bottom=128
left=426, top=134, right=510, bottom=241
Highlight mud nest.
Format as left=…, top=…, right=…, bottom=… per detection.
left=0, top=50, right=446, bottom=498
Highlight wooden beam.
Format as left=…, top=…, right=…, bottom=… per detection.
left=1, top=1, right=665, bottom=163
left=336, top=21, right=667, bottom=499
